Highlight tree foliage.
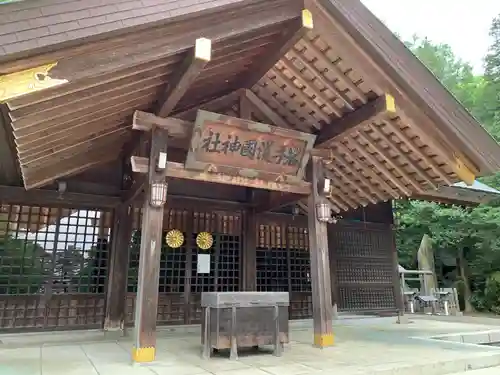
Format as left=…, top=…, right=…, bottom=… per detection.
left=397, top=22, right=500, bottom=313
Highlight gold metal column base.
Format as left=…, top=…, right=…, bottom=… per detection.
left=313, top=333, right=334, bottom=348
left=132, top=346, right=156, bottom=363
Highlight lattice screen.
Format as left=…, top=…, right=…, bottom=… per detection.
left=0, top=204, right=112, bottom=331
left=329, top=223, right=397, bottom=312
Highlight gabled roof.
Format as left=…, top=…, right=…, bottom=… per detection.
left=0, top=0, right=500, bottom=215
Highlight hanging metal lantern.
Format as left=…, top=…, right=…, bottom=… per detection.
left=150, top=182, right=167, bottom=207
left=315, top=203, right=331, bottom=223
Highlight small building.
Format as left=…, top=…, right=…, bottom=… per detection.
left=1, top=0, right=500, bottom=362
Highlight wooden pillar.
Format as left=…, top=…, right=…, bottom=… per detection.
left=132, top=127, right=169, bottom=363
left=243, top=207, right=257, bottom=291
left=390, top=201, right=407, bottom=323
left=104, top=204, right=133, bottom=337
left=307, top=157, right=334, bottom=348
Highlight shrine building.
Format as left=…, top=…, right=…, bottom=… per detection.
left=1, top=0, right=500, bottom=363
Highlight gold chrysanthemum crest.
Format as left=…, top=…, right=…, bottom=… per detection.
left=165, top=229, right=184, bottom=249
left=196, top=232, right=213, bottom=250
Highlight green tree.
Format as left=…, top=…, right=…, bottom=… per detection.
left=405, top=36, right=489, bottom=126
left=484, top=15, right=500, bottom=130
left=395, top=200, right=500, bottom=313
left=0, top=228, right=51, bottom=295
left=395, top=30, right=500, bottom=313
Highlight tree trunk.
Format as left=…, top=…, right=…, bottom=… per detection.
left=458, top=247, right=474, bottom=313
left=417, top=234, right=437, bottom=295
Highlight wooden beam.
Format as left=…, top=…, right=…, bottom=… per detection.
left=156, top=38, right=212, bottom=117
left=0, top=185, right=120, bottom=208
left=132, top=127, right=168, bottom=364
left=315, top=94, right=396, bottom=148
left=241, top=9, right=314, bottom=88
left=239, top=91, right=253, bottom=120
left=132, top=110, right=192, bottom=138
left=174, top=89, right=242, bottom=120
left=254, top=192, right=303, bottom=213
left=243, top=89, right=290, bottom=128
left=121, top=175, right=146, bottom=204
left=307, top=157, right=334, bottom=348
left=104, top=204, right=134, bottom=337
left=131, top=156, right=311, bottom=195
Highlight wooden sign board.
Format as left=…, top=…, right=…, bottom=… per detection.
left=185, top=111, right=316, bottom=184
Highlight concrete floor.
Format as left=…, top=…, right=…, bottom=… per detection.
left=1, top=316, right=500, bottom=375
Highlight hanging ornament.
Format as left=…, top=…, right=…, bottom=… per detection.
left=196, top=232, right=213, bottom=250
left=165, top=229, right=184, bottom=249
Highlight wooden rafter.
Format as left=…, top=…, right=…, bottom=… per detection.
left=334, top=142, right=399, bottom=199
left=269, top=66, right=332, bottom=123
left=243, top=89, right=290, bottom=128
left=259, top=77, right=313, bottom=132
left=325, top=163, right=376, bottom=205
left=278, top=55, right=343, bottom=117
left=241, top=9, right=314, bottom=89
left=239, top=92, right=253, bottom=120
left=326, top=174, right=358, bottom=209
left=382, top=120, right=453, bottom=185
left=251, top=84, right=302, bottom=130
left=347, top=135, right=411, bottom=196
left=330, top=154, right=385, bottom=200
left=121, top=37, right=212, bottom=197
left=174, top=90, right=241, bottom=120
left=315, top=94, right=395, bottom=148
left=356, top=130, right=424, bottom=194
left=156, top=38, right=212, bottom=117
left=370, top=124, right=438, bottom=189
left=286, top=48, right=353, bottom=112
left=300, top=38, right=367, bottom=104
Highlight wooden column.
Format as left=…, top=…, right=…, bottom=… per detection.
left=243, top=206, right=257, bottom=291
left=240, top=100, right=257, bottom=292
left=307, top=157, right=334, bottom=348
left=132, top=127, right=169, bottom=363
left=104, top=204, right=134, bottom=337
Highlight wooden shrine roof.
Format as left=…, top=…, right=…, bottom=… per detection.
left=1, top=0, right=500, bottom=212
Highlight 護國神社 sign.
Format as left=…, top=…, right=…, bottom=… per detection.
left=185, top=110, right=316, bottom=184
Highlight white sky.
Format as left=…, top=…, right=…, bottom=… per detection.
left=361, top=0, right=500, bottom=73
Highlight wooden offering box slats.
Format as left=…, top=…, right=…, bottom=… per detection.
left=201, top=292, right=289, bottom=360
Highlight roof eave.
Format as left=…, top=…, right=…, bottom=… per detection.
left=310, top=0, right=500, bottom=176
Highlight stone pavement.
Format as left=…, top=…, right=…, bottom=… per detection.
left=2, top=316, right=500, bottom=375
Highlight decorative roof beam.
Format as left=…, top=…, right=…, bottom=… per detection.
left=130, top=156, right=311, bottom=195
left=241, top=9, right=314, bottom=89
left=156, top=38, right=212, bottom=117
left=243, top=89, right=290, bottom=128
left=315, top=93, right=396, bottom=148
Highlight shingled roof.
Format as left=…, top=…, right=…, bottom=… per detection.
left=0, top=0, right=242, bottom=61
left=1, top=0, right=500, bottom=213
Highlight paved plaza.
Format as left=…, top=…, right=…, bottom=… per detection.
left=1, top=316, right=500, bottom=375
